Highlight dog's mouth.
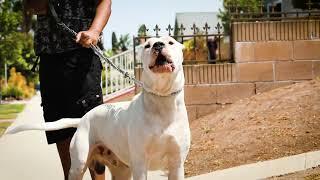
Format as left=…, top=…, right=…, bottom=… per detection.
left=149, top=53, right=175, bottom=73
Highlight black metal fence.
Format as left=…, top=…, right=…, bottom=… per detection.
left=133, top=23, right=231, bottom=67
left=132, top=1, right=320, bottom=67
left=228, top=1, right=320, bottom=42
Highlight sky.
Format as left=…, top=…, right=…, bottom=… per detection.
left=102, top=0, right=223, bottom=49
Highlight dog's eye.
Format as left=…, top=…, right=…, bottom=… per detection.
left=145, top=44, right=151, bottom=49
left=169, top=41, right=174, bottom=45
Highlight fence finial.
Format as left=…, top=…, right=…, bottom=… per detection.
left=203, top=23, right=211, bottom=35
left=178, top=24, right=186, bottom=35
left=166, top=24, right=173, bottom=36
left=215, top=22, right=222, bottom=34
left=306, top=0, right=313, bottom=10
left=153, top=24, right=161, bottom=37
left=191, top=23, right=199, bottom=35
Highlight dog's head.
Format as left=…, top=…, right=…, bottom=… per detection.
left=141, top=36, right=185, bottom=96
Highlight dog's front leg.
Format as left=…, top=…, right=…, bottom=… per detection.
left=130, top=152, right=147, bottom=180
left=168, top=152, right=185, bottom=180
left=167, top=140, right=186, bottom=180
left=131, top=159, right=147, bottom=180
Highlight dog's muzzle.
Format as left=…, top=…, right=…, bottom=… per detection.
left=149, top=41, right=175, bottom=73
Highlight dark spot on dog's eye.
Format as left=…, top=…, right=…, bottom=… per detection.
left=145, top=44, right=151, bottom=49
left=169, top=41, right=174, bottom=45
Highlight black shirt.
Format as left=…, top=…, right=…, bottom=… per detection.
left=34, top=0, right=99, bottom=55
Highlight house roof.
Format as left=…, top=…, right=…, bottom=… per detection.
left=175, top=12, right=221, bottom=35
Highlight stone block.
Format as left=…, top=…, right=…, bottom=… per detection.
left=184, top=85, right=216, bottom=105
left=275, top=61, right=313, bottom=81
left=237, top=62, right=274, bottom=82
left=294, top=40, right=320, bottom=60
left=235, top=42, right=255, bottom=63
left=254, top=41, right=293, bottom=61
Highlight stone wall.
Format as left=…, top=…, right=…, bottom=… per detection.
left=186, top=40, right=320, bottom=121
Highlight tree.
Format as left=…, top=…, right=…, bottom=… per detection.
left=0, top=0, right=37, bottom=88
left=137, top=24, right=148, bottom=37
left=111, top=31, right=119, bottom=53
left=110, top=32, right=131, bottom=53
left=218, top=0, right=260, bottom=34
left=173, top=18, right=179, bottom=40
left=118, top=34, right=131, bottom=52
left=136, top=24, right=148, bottom=45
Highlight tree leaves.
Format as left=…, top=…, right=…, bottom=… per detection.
left=0, top=0, right=37, bottom=86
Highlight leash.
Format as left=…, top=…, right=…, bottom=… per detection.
left=48, top=2, right=143, bottom=87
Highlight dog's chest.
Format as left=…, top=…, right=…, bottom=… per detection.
left=145, top=133, right=171, bottom=170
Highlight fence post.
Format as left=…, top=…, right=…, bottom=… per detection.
left=230, top=20, right=235, bottom=62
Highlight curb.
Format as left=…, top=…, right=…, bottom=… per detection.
left=188, top=150, right=320, bottom=180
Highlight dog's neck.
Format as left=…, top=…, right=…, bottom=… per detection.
left=141, top=87, right=185, bottom=126
left=141, top=69, right=185, bottom=97
left=142, top=88, right=183, bottom=97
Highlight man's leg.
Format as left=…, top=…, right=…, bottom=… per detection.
left=56, top=137, right=72, bottom=180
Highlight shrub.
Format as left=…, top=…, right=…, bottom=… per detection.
left=1, top=86, right=23, bottom=100
left=183, top=36, right=208, bottom=63
left=1, top=67, right=35, bottom=100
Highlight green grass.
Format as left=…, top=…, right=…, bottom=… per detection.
left=0, top=104, right=25, bottom=120
left=0, top=122, right=12, bottom=136
left=0, top=113, right=17, bottom=119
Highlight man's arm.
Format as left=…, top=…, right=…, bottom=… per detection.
left=76, top=0, right=112, bottom=48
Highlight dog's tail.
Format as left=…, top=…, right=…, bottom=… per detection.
left=5, top=118, right=81, bottom=135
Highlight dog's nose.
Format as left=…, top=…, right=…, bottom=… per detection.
left=153, top=41, right=165, bottom=52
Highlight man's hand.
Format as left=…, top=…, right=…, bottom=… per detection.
left=76, top=30, right=100, bottom=48
left=76, top=0, right=111, bottom=48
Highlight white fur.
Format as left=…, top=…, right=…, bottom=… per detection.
left=6, top=36, right=190, bottom=180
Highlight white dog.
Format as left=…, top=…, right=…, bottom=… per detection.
left=6, top=36, right=191, bottom=180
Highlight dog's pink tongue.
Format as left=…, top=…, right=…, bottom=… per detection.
left=152, top=64, right=173, bottom=73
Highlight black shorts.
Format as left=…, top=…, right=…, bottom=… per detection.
left=39, top=48, right=103, bottom=144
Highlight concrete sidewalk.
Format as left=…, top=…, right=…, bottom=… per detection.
left=0, top=94, right=68, bottom=180
left=0, top=95, right=166, bottom=180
